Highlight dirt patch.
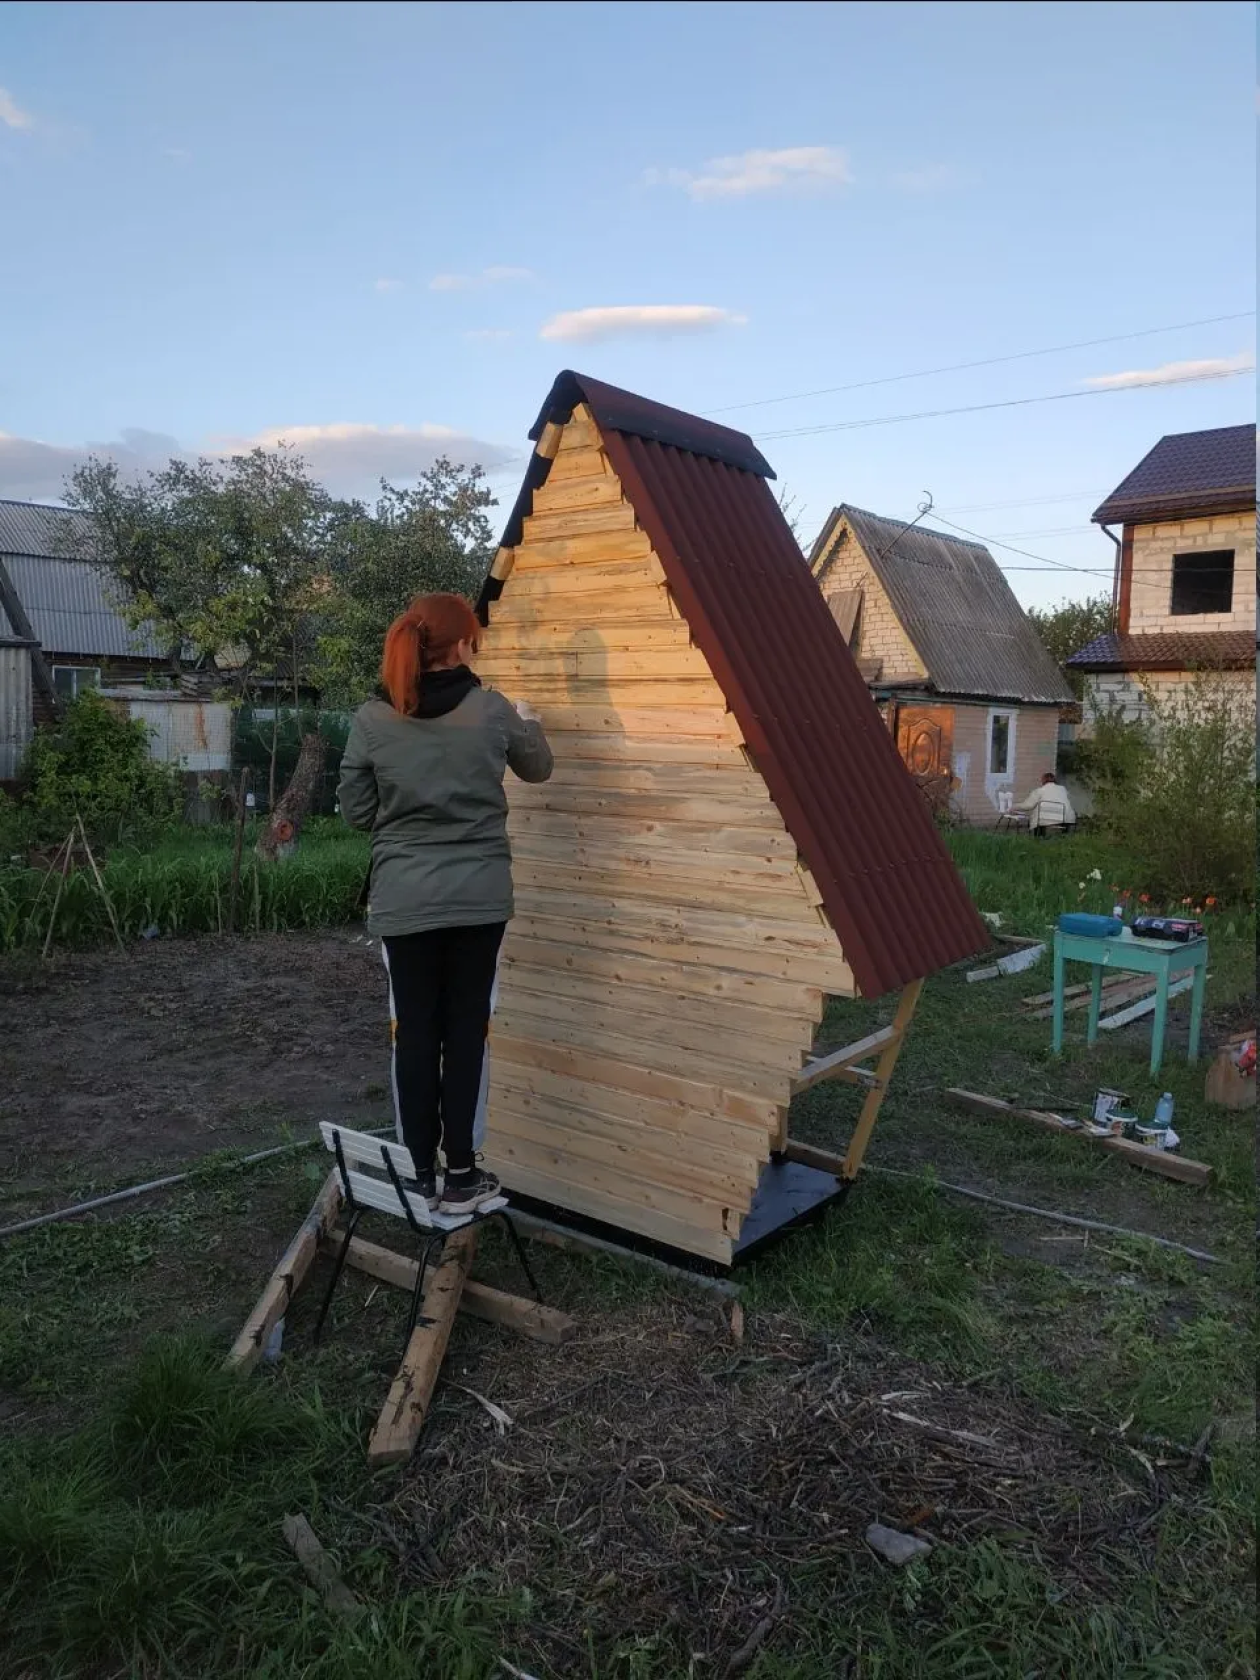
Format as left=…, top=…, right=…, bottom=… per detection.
left=0, top=932, right=392, bottom=1213
left=352, top=1293, right=1176, bottom=1675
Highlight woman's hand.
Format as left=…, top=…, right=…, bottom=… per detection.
left=514, top=699, right=541, bottom=724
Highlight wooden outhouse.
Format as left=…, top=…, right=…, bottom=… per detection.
left=476, top=373, right=988, bottom=1265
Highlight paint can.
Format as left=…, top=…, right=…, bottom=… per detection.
left=1134, top=1123, right=1169, bottom=1150
left=1093, top=1088, right=1128, bottom=1125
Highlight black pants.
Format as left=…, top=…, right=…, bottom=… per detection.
left=383, top=923, right=505, bottom=1175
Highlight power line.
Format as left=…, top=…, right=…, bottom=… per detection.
left=753, top=364, right=1253, bottom=442
left=706, top=310, right=1256, bottom=416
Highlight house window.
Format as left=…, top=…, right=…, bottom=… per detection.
left=988, top=711, right=1013, bottom=776
left=52, top=666, right=101, bottom=700
left=1171, top=550, right=1234, bottom=615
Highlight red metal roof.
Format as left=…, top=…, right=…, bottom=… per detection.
left=487, top=371, right=991, bottom=998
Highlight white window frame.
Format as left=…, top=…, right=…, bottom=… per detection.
left=987, top=708, right=1016, bottom=779
left=52, top=665, right=102, bottom=700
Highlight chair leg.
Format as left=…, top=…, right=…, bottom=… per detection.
left=404, top=1234, right=446, bottom=1347
left=312, top=1208, right=363, bottom=1346
left=493, top=1211, right=543, bottom=1304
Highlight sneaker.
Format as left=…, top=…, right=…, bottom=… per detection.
left=438, top=1166, right=501, bottom=1215
left=404, top=1167, right=440, bottom=1211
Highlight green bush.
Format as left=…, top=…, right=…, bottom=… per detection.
left=1080, top=672, right=1256, bottom=904
left=19, top=691, right=183, bottom=849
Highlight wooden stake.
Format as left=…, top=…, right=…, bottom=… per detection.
left=322, top=1230, right=576, bottom=1345
left=40, top=830, right=74, bottom=959
left=75, top=815, right=125, bottom=954
left=227, top=767, right=250, bottom=933
left=226, top=1171, right=343, bottom=1372
left=367, top=1225, right=477, bottom=1466
left=282, top=1513, right=361, bottom=1618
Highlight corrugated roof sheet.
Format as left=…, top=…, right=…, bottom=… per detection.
left=811, top=506, right=1074, bottom=705
left=484, top=370, right=990, bottom=998
left=1067, top=629, right=1254, bottom=671
left=1092, top=425, right=1255, bottom=524
left=0, top=498, right=164, bottom=659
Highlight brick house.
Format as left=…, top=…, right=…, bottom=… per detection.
left=1068, top=425, right=1255, bottom=721
left=809, top=505, right=1073, bottom=826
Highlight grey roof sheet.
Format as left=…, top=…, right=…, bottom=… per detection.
left=0, top=498, right=165, bottom=659
left=812, top=505, right=1074, bottom=705
left=1092, top=424, right=1255, bottom=524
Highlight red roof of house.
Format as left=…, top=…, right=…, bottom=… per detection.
left=1068, top=630, right=1255, bottom=671
left=481, top=371, right=989, bottom=997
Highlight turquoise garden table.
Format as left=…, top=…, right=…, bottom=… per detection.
left=1051, top=928, right=1208, bottom=1078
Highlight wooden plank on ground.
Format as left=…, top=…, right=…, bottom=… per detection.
left=226, top=1171, right=342, bottom=1373
left=282, top=1514, right=361, bottom=1618
left=324, top=1232, right=576, bottom=1345
left=367, top=1226, right=477, bottom=1466
left=944, top=1089, right=1212, bottom=1186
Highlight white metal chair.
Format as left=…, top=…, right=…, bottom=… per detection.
left=994, top=788, right=1026, bottom=834
left=313, top=1122, right=541, bottom=1349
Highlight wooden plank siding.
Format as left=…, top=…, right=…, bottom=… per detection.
left=480, top=408, right=856, bottom=1264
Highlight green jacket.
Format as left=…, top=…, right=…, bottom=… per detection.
left=337, top=687, right=553, bottom=936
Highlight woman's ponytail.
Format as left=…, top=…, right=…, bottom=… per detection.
left=380, top=593, right=480, bottom=715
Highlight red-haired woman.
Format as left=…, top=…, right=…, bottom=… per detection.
left=338, top=593, right=552, bottom=1214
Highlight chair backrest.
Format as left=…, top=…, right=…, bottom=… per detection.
left=1039, top=799, right=1067, bottom=828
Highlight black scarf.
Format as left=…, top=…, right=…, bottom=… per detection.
left=373, top=665, right=482, bottom=719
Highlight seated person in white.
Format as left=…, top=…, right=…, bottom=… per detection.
left=1019, top=772, right=1076, bottom=832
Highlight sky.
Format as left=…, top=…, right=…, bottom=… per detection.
left=0, top=0, right=1254, bottom=609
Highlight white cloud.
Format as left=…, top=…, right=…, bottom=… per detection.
left=646, top=145, right=850, bottom=201
left=0, top=421, right=514, bottom=503
left=540, top=304, right=747, bottom=344
left=429, top=265, right=535, bottom=292
left=1084, top=353, right=1254, bottom=390
left=891, top=163, right=965, bottom=192
left=0, top=87, right=34, bottom=131
left=372, top=277, right=404, bottom=293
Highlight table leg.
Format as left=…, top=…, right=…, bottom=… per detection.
left=1052, top=941, right=1066, bottom=1057
left=1187, top=958, right=1206, bottom=1064
left=1150, top=967, right=1170, bottom=1079
left=1086, top=966, right=1104, bottom=1047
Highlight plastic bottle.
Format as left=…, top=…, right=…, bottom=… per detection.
left=263, top=1317, right=285, bottom=1364
left=1154, top=1092, right=1175, bottom=1128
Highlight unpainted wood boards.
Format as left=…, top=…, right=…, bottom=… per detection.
left=507, top=805, right=794, bottom=854
left=226, top=1172, right=342, bottom=1373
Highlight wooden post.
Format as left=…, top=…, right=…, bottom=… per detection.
left=227, top=767, right=250, bottom=933
left=367, top=1226, right=477, bottom=1466
left=839, top=978, right=923, bottom=1181
left=226, top=1171, right=343, bottom=1373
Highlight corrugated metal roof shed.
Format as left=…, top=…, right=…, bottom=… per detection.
left=0, top=498, right=165, bottom=659
left=483, top=370, right=990, bottom=998
left=811, top=505, right=1073, bottom=705
left=1092, top=424, right=1255, bottom=524
left=1068, top=629, right=1254, bottom=671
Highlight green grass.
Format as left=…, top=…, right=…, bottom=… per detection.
left=0, top=819, right=369, bottom=951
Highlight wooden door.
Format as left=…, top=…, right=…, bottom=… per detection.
left=896, top=706, right=953, bottom=779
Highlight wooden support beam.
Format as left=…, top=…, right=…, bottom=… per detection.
left=839, top=980, right=924, bottom=1180
left=226, top=1171, right=342, bottom=1373
left=367, top=1226, right=477, bottom=1466
left=322, top=1231, right=576, bottom=1345
left=792, top=1024, right=899, bottom=1095
left=944, top=1089, right=1212, bottom=1187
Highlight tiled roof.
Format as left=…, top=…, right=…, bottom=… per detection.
left=1067, top=630, right=1254, bottom=671
left=1092, top=425, right=1255, bottom=524
left=809, top=506, right=1073, bottom=705
left=0, top=498, right=166, bottom=659
left=482, top=370, right=990, bottom=998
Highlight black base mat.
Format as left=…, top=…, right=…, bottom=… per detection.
left=500, top=1159, right=851, bottom=1277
